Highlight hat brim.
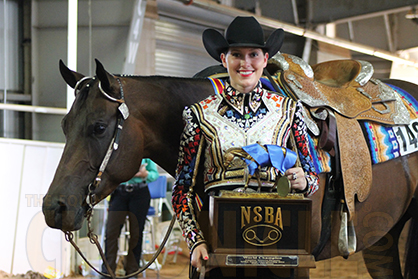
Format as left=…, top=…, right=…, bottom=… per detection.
left=265, top=28, right=285, bottom=58
left=203, top=29, right=229, bottom=62
left=203, top=28, right=285, bottom=62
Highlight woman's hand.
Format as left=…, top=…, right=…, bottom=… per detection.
left=191, top=243, right=209, bottom=272
left=285, top=167, right=307, bottom=192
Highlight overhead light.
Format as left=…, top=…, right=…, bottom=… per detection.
left=406, top=8, right=418, bottom=19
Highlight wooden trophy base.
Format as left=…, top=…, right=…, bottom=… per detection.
left=205, top=191, right=316, bottom=271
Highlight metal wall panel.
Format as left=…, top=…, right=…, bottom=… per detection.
left=155, top=17, right=218, bottom=77
left=0, top=1, right=22, bottom=138
left=31, top=0, right=134, bottom=142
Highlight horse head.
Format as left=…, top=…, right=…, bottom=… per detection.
left=42, top=60, right=145, bottom=231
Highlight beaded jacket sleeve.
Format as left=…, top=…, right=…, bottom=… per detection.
left=172, top=90, right=319, bottom=252
left=172, top=106, right=207, bottom=252
left=292, top=102, right=319, bottom=195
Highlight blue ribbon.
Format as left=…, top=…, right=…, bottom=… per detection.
left=242, top=143, right=297, bottom=175
left=266, top=145, right=297, bottom=174
left=242, top=143, right=269, bottom=175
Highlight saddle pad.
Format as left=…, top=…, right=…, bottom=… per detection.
left=307, top=135, right=332, bottom=174
left=361, top=83, right=418, bottom=164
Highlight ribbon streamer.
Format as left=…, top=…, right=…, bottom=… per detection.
left=242, top=143, right=297, bottom=175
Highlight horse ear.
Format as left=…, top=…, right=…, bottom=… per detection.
left=95, top=59, right=117, bottom=94
left=59, top=59, right=85, bottom=89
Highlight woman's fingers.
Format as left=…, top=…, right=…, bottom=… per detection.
left=191, top=244, right=209, bottom=271
left=285, top=167, right=307, bottom=191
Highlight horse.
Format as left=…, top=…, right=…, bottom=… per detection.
left=42, top=59, right=418, bottom=279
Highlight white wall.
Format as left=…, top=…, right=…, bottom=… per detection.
left=0, top=138, right=70, bottom=276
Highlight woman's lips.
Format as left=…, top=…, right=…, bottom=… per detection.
left=238, top=70, right=254, bottom=77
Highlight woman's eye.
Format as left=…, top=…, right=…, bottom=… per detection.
left=93, top=123, right=107, bottom=135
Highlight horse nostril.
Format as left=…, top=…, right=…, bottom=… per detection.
left=56, top=199, right=67, bottom=214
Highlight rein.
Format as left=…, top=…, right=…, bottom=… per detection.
left=64, top=76, right=176, bottom=279
left=64, top=212, right=176, bottom=279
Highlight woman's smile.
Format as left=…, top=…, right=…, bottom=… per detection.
left=238, top=69, right=254, bottom=77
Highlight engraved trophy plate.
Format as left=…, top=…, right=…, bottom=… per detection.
left=226, top=255, right=299, bottom=267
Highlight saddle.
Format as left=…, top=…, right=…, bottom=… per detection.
left=272, top=53, right=413, bottom=224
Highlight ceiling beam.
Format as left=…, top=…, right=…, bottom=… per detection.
left=310, top=0, right=418, bottom=24
left=174, top=0, right=418, bottom=67
left=331, top=6, right=413, bottom=25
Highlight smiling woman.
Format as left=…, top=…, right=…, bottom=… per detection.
left=171, top=16, right=319, bottom=279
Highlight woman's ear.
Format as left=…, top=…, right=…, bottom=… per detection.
left=263, top=52, right=269, bottom=68
left=220, top=53, right=227, bottom=68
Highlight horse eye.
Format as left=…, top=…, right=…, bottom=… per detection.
left=93, top=123, right=107, bottom=135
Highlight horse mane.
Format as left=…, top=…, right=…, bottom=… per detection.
left=116, top=74, right=200, bottom=81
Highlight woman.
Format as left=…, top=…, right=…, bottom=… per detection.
left=172, top=16, right=319, bottom=278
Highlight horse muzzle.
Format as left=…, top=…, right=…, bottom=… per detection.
left=42, top=192, right=86, bottom=231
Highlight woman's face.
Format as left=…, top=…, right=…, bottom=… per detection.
left=221, top=47, right=268, bottom=93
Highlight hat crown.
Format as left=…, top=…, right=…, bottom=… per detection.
left=225, top=16, right=265, bottom=47
left=202, top=16, right=285, bottom=62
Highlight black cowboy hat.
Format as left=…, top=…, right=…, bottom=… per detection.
left=203, top=16, right=285, bottom=62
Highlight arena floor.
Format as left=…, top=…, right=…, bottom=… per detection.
left=0, top=221, right=407, bottom=279
left=143, top=241, right=373, bottom=279
left=142, top=220, right=409, bottom=279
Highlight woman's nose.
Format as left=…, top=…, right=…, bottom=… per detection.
left=240, top=57, right=250, bottom=66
